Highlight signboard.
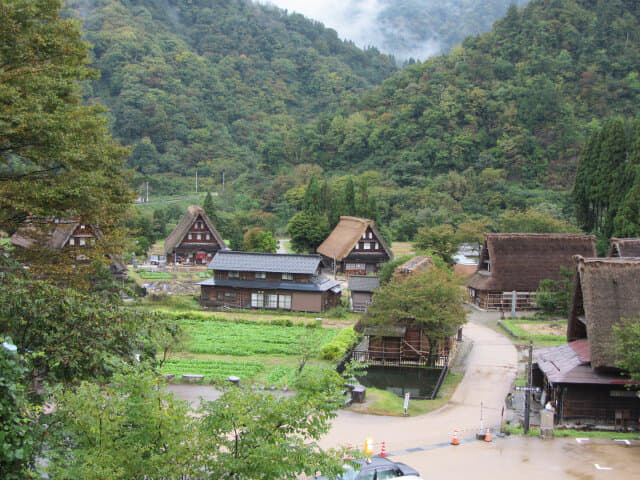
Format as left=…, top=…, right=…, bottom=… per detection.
left=515, top=386, right=540, bottom=393
left=403, top=392, right=410, bottom=412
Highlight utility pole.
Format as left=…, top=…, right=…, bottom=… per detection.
left=146, top=181, right=149, bottom=203
left=195, top=169, right=198, bottom=193
left=524, top=340, right=533, bottom=434
left=222, top=171, right=225, bottom=192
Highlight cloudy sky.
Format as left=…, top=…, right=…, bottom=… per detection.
left=258, top=0, right=441, bottom=60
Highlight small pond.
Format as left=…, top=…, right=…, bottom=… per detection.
left=358, top=365, right=443, bottom=399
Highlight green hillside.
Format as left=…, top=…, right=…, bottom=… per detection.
left=66, top=0, right=397, bottom=193
left=296, top=0, right=640, bottom=186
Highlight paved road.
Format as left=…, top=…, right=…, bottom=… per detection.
left=319, top=312, right=518, bottom=452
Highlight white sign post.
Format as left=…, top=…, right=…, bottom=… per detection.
left=403, top=392, right=410, bottom=415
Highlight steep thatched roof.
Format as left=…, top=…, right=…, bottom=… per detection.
left=467, top=233, right=596, bottom=292
left=316, top=216, right=391, bottom=261
left=164, top=205, right=225, bottom=254
left=609, top=238, right=640, bottom=257
left=10, top=218, right=87, bottom=249
left=568, top=256, right=640, bottom=370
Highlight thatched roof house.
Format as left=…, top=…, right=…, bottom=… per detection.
left=11, top=218, right=94, bottom=250
left=531, top=256, right=640, bottom=426
left=567, top=256, right=640, bottom=370
left=467, top=233, right=596, bottom=310
left=317, top=216, right=391, bottom=275
left=608, top=238, right=640, bottom=257
left=10, top=217, right=127, bottom=279
left=164, top=205, right=225, bottom=264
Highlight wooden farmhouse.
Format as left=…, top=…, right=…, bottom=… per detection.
left=10, top=217, right=127, bottom=279
left=353, top=319, right=456, bottom=368
left=164, top=205, right=225, bottom=265
left=317, top=216, right=392, bottom=275
left=348, top=275, right=380, bottom=313
left=609, top=237, right=640, bottom=257
left=199, top=251, right=342, bottom=312
left=533, top=256, right=640, bottom=427
left=467, top=233, right=596, bottom=310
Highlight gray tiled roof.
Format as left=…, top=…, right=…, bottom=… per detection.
left=348, top=275, right=380, bottom=292
left=207, top=251, right=322, bottom=274
left=199, top=275, right=341, bottom=292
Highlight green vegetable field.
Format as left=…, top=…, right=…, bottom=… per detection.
left=160, top=358, right=264, bottom=380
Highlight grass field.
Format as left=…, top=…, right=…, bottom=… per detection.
left=160, top=358, right=264, bottom=381
left=391, top=241, right=415, bottom=258
left=179, top=319, right=338, bottom=356
left=500, top=318, right=567, bottom=346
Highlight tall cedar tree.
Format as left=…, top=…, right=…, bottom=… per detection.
left=0, top=0, right=132, bottom=286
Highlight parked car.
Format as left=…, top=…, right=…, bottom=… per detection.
left=316, top=456, right=424, bottom=480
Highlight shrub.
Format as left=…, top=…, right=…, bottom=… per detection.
left=320, top=326, right=361, bottom=361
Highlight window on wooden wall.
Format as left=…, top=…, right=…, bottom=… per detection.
left=363, top=242, right=370, bottom=250
left=282, top=273, right=293, bottom=280
left=255, top=272, right=266, bottom=279
left=278, top=294, right=291, bottom=310
left=251, top=292, right=264, bottom=308
left=265, top=294, right=278, bottom=309
left=188, top=233, right=193, bottom=240
left=228, top=271, right=239, bottom=278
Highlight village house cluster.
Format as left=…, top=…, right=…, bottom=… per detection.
left=9, top=205, right=640, bottom=427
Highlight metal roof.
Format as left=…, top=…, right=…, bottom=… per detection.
left=348, top=275, right=380, bottom=292
left=199, top=275, right=341, bottom=293
left=207, top=251, right=321, bottom=274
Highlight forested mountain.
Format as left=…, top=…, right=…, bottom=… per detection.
left=291, top=0, right=640, bottom=188
left=65, top=0, right=397, bottom=192
left=263, top=0, right=530, bottom=61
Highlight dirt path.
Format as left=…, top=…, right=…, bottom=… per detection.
left=319, top=310, right=518, bottom=451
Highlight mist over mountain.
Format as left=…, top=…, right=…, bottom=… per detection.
left=259, top=0, right=530, bottom=61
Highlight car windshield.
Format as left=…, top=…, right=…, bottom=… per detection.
left=340, top=465, right=359, bottom=480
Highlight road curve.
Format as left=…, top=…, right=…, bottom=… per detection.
left=319, top=315, right=518, bottom=452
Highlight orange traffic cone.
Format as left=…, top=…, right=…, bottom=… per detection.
left=451, top=429, right=459, bottom=446
left=380, top=441, right=387, bottom=457
left=484, top=428, right=491, bottom=442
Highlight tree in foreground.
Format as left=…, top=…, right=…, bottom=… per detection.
left=414, top=224, right=457, bottom=263
left=363, top=267, right=466, bottom=353
left=0, top=0, right=132, bottom=283
left=243, top=227, right=278, bottom=253
left=614, top=317, right=640, bottom=384
left=287, top=210, right=330, bottom=253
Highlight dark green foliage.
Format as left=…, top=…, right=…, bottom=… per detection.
left=614, top=317, right=640, bottom=384
left=287, top=210, right=330, bottom=253
left=242, top=227, right=278, bottom=253
left=377, top=255, right=412, bottom=284
left=0, top=345, right=39, bottom=480
left=535, top=266, right=574, bottom=316
left=414, top=224, right=457, bottom=263
left=319, top=327, right=361, bottom=361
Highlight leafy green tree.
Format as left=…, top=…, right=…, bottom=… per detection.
left=196, top=380, right=345, bottom=480
left=495, top=208, right=581, bottom=234
left=614, top=317, right=640, bottom=384
left=0, top=343, right=40, bottom=480
left=0, top=0, right=132, bottom=257
left=414, top=224, right=457, bottom=263
left=364, top=267, right=465, bottom=357
left=377, top=255, right=412, bottom=284
left=201, top=190, right=219, bottom=225
left=47, top=369, right=193, bottom=480
left=535, top=266, right=574, bottom=316
left=242, top=227, right=278, bottom=253
left=287, top=211, right=330, bottom=253
left=0, top=271, right=154, bottom=384
left=343, top=177, right=356, bottom=216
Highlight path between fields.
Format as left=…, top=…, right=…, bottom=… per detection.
left=318, top=310, right=518, bottom=452
left=168, top=310, right=518, bottom=451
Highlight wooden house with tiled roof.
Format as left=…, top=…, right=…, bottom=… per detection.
left=467, top=233, right=596, bottom=310
left=199, top=251, right=342, bottom=312
left=164, top=205, right=225, bottom=265
left=533, top=256, right=640, bottom=427
left=348, top=275, right=380, bottom=313
left=608, top=237, right=640, bottom=258
left=317, top=216, right=391, bottom=275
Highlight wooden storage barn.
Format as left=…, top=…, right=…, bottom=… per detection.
left=354, top=320, right=455, bottom=367
left=164, top=205, right=225, bottom=265
left=199, top=251, right=342, bottom=313
left=348, top=275, right=380, bottom=313
left=467, top=233, right=596, bottom=310
left=317, top=216, right=392, bottom=275
left=533, top=257, right=640, bottom=427
left=608, top=237, right=640, bottom=257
